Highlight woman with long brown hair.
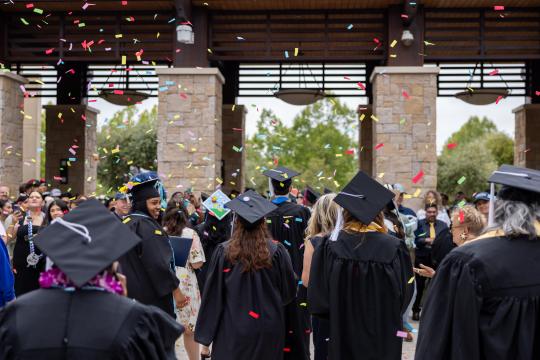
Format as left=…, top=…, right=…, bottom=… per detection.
left=195, top=190, right=296, bottom=360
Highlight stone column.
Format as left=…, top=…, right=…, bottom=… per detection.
left=44, top=105, right=99, bottom=196
left=222, top=104, right=246, bottom=193
left=513, top=104, right=540, bottom=169
left=0, top=72, right=27, bottom=196
left=358, top=105, right=373, bottom=177
left=23, top=96, right=42, bottom=181
left=371, top=66, right=439, bottom=211
left=155, top=68, right=224, bottom=193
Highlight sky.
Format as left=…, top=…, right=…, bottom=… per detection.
left=94, top=94, right=523, bottom=154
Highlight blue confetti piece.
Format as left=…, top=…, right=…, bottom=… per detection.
left=295, top=218, right=303, bottom=222
left=284, top=240, right=291, bottom=247
left=165, top=81, right=175, bottom=86
left=159, top=86, right=169, bottom=92
left=298, top=280, right=303, bottom=285
left=347, top=24, right=353, bottom=30
left=68, top=157, right=77, bottom=162
left=284, top=50, right=289, bottom=58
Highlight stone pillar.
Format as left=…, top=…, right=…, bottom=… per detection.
left=513, top=104, right=540, bottom=169
left=44, top=105, right=99, bottom=196
left=358, top=105, right=373, bottom=177
left=0, top=72, right=27, bottom=196
left=222, top=104, right=246, bottom=193
left=371, top=66, right=439, bottom=211
left=156, top=68, right=224, bottom=193
left=23, top=96, right=42, bottom=181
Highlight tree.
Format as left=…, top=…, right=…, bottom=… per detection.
left=437, top=141, right=498, bottom=197
left=441, top=116, right=497, bottom=154
left=483, top=132, right=514, bottom=166
left=246, top=98, right=358, bottom=194
left=97, top=105, right=157, bottom=193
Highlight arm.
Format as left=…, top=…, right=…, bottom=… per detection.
left=307, top=240, right=331, bottom=317
left=189, top=231, right=205, bottom=270
left=301, top=240, right=315, bottom=287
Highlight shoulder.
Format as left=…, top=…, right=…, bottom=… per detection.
left=331, top=231, right=404, bottom=263
left=435, top=219, right=448, bottom=228
left=181, top=227, right=195, bottom=237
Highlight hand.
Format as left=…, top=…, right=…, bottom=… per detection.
left=173, top=288, right=189, bottom=309
left=414, top=264, right=436, bottom=278
left=425, top=237, right=434, bottom=245
left=11, top=210, right=22, bottom=223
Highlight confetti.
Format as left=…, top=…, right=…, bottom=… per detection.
left=390, top=39, right=398, bottom=48
left=396, top=330, right=408, bottom=338
left=248, top=311, right=259, bottom=319
left=459, top=210, right=465, bottom=223
left=494, top=5, right=505, bottom=11
left=447, top=143, right=457, bottom=150
left=408, top=276, right=415, bottom=284
left=154, top=230, right=162, bottom=235
left=223, top=268, right=231, bottom=273
left=347, top=24, right=353, bottom=30
left=457, top=176, right=466, bottom=185
left=375, top=143, right=384, bottom=150
left=412, top=170, right=424, bottom=184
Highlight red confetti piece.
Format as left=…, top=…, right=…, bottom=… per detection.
left=494, top=5, right=505, bottom=11
left=447, top=143, right=457, bottom=150
left=45, top=48, right=54, bottom=55
left=232, top=128, right=243, bottom=132
left=179, top=93, right=188, bottom=99
left=375, top=143, right=384, bottom=150
left=495, top=95, right=504, bottom=104
left=412, top=170, right=424, bottom=184
left=344, top=76, right=351, bottom=80
left=402, top=90, right=410, bottom=100
left=248, top=311, right=259, bottom=319
left=400, top=14, right=409, bottom=19
left=489, top=69, right=499, bottom=76
left=113, top=90, right=124, bottom=95
left=357, top=82, right=366, bottom=90
left=283, top=348, right=291, bottom=353
left=222, top=268, right=231, bottom=273
left=373, top=38, right=380, bottom=44
left=121, top=1, right=128, bottom=5
left=26, top=3, right=34, bottom=8
left=345, top=148, right=355, bottom=155
left=459, top=210, right=465, bottom=224
left=535, top=91, right=540, bottom=96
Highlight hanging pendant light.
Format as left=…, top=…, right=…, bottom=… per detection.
left=98, top=66, right=150, bottom=106
left=455, top=62, right=510, bottom=105
left=274, top=61, right=326, bottom=106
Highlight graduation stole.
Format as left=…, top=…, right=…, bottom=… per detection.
left=344, top=222, right=387, bottom=234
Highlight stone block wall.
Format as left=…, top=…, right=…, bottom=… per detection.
left=23, top=96, right=42, bottom=181
left=371, top=66, right=439, bottom=211
left=44, top=105, right=98, bottom=196
left=0, top=73, right=26, bottom=197
left=358, top=105, right=373, bottom=177
left=222, top=104, right=246, bottom=193
left=156, top=68, right=224, bottom=194
left=513, top=104, right=540, bottom=170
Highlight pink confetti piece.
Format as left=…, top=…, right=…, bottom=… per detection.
left=494, top=5, right=505, bottom=11
left=489, top=69, right=499, bottom=76
left=396, top=330, right=408, bottom=338
left=402, top=90, right=410, bottom=99
left=113, top=90, right=124, bottom=95
left=248, top=311, right=259, bottom=319
left=447, top=143, right=457, bottom=150
left=45, top=48, right=54, bottom=55
left=412, top=170, right=424, bottom=184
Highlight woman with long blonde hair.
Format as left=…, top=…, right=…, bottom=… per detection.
left=301, top=193, right=339, bottom=360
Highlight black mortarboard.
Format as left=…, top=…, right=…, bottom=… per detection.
left=129, top=178, right=160, bottom=201
left=304, top=186, right=321, bottom=204
left=225, top=190, right=277, bottom=225
left=33, top=199, right=141, bottom=287
left=488, top=164, right=540, bottom=194
left=323, top=188, right=333, bottom=194
left=262, top=166, right=300, bottom=182
left=334, top=170, right=395, bottom=225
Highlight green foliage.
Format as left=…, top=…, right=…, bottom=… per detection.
left=97, top=105, right=157, bottom=194
left=246, top=98, right=358, bottom=194
left=437, top=141, right=498, bottom=197
left=438, top=115, right=514, bottom=198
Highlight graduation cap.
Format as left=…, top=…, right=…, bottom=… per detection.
left=323, top=188, right=333, bottom=195
left=225, top=190, right=277, bottom=226
left=262, top=166, right=300, bottom=183
left=334, top=171, right=395, bottom=225
left=304, top=186, right=321, bottom=204
left=488, top=164, right=540, bottom=194
left=33, top=199, right=141, bottom=287
left=202, top=189, right=232, bottom=220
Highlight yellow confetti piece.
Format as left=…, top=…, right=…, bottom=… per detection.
left=58, top=112, right=63, bottom=119
left=127, top=160, right=133, bottom=165
left=403, top=194, right=412, bottom=199
left=390, top=54, right=397, bottom=58
left=294, top=47, right=299, bottom=57
left=408, top=276, right=415, bottom=284
left=207, top=48, right=213, bottom=54
left=232, top=104, right=236, bottom=111
left=370, top=115, right=379, bottom=122
left=216, top=177, right=223, bottom=184
left=115, top=34, right=123, bottom=38
left=121, top=55, right=127, bottom=65
left=359, top=113, right=365, bottom=121
left=390, top=39, right=398, bottom=48
left=413, top=188, right=422, bottom=198
left=335, top=154, right=343, bottom=157
left=156, top=32, right=160, bottom=38
left=111, top=148, right=120, bottom=154
left=300, top=302, right=307, bottom=307
left=378, top=172, right=385, bottom=178
left=86, top=176, right=92, bottom=182
left=154, top=229, right=162, bottom=235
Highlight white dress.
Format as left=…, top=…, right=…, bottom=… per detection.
left=175, top=227, right=205, bottom=331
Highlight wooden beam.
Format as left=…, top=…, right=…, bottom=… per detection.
left=0, top=11, right=7, bottom=66
left=386, top=4, right=425, bottom=66
left=173, top=0, right=209, bottom=67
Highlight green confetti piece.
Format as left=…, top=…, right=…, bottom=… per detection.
left=78, top=23, right=86, bottom=27
left=457, top=176, right=466, bottom=185
left=400, top=118, right=406, bottom=124
left=33, top=8, right=43, bottom=14
left=20, top=18, right=29, bottom=25
left=458, top=199, right=467, bottom=208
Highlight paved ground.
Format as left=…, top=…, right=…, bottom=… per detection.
left=175, top=320, right=419, bottom=359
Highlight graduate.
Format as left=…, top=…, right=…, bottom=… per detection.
left=195, top=190, right=297, bottom=360
left=416, top=165, right=540, bottom=360
left=0, top=199, right=184, bottom=359
left=308, top=170, right=414, bottom=360
left=263, top=166, right=312, bottom=360
left=118, top=173, right=187, bottom=317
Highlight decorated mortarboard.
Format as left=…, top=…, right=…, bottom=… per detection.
left=334, top=170, right=395, bottom=225
left=262, top=166, right=300, bottom=183
left=124, top=172, right=167, bottom=208
left=202, top=189, right=232, bottom=220
left=225, top=190, right=277, bottom=225
left=488, top=164, right=540, bottom=194
left=304, top=186, right=321, bottom=204
left=33, top=199, right=141, bottom=287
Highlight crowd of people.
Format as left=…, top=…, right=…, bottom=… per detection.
left=0, top=163, right=539, bottom=359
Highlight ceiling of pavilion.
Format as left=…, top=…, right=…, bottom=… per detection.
left=191, top=0, right=539, bottom=10
left=0, top=0, right=173, bottom=12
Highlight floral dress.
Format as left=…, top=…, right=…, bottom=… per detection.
left=175, top=227, right=205, bottom=331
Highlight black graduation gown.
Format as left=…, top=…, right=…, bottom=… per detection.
left=195, top=240, right=297, bottom=360
left=118, top=211, right=179, bottom=317
left=0, top=288, right=183, bottom=359
left=431, top=227, right=456, bottom=269
left=12, top=222, right=45, bottom=297
left=308, top=231, right=414, bottom=360
left=266, top=201, right=311, bottom=360
left=416, top=235, right=540, bottom=360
